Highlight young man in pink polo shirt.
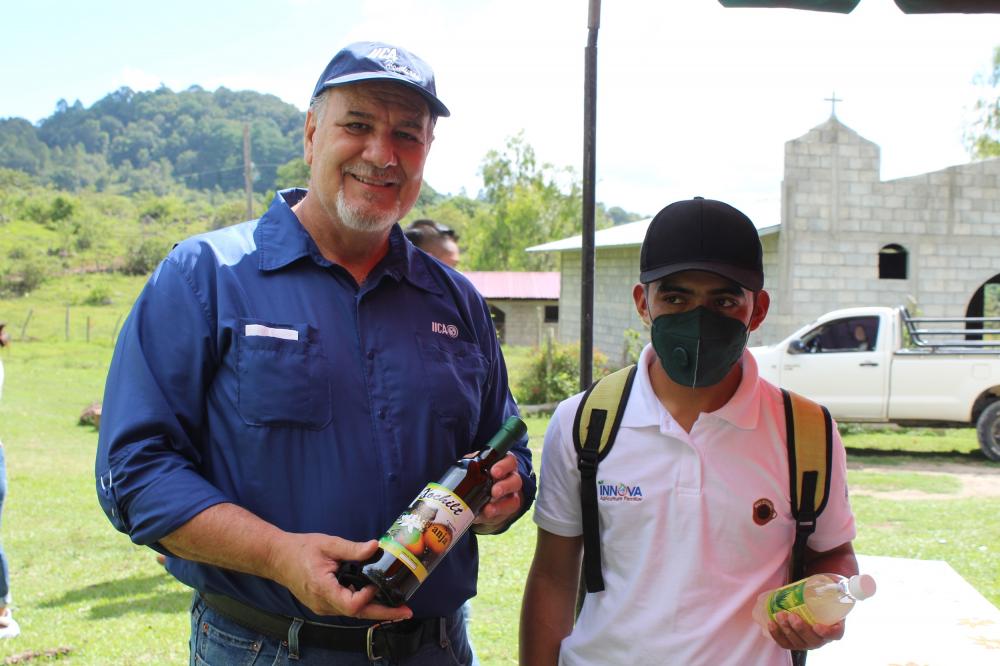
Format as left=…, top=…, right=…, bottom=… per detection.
left=521, top=198, right=859, bottom=666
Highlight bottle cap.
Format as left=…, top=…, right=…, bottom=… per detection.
left=484, top=416, right=527, bottom=456
left=848, top=574, right=876, bottom=600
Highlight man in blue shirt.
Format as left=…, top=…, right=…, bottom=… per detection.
left=95, top=41, right=535, bottom=665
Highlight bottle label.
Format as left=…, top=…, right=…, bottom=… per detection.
left=378, top=482, right=474, bottom=582
left=765, top=580, right=818, bottom=625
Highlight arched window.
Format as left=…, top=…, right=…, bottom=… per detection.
left=878, top=244, right=907, bottom=280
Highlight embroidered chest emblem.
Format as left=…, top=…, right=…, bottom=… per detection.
left=753, top=498, right=777, bottom=526
left=431, top=322, right=459, bottom=338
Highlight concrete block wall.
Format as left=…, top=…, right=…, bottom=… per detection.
left=767, top=117, right=1000, bottom=342
left=557, top=248, right=646, bottom=365
left=488, top=299, right=558, bottom=348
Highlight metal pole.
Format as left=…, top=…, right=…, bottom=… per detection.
left=580, top=0, right=600, bottom=391
left=243, top=121, right=254, bottom=220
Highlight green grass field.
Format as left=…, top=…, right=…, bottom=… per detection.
left=0, top=322, right=997, bottom=662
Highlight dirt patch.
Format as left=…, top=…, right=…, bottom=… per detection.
left=848, top=461, right=1000, bottom=499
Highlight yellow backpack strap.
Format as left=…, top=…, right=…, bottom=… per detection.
left=782, top=389, right=833, bottom=666
left=781, top=389, right=834, bottom=582
left=572, top=364, right=637, bottom=595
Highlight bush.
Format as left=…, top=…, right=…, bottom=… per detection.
left=83, top=284, right=113, bottom=306
left=0, top=255, right=50, bottom=296
left=514, top=340, right=610, bottom=405
left=122, top=238, right=171, bottom=275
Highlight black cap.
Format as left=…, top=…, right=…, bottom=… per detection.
left=639, top=197, right=764, bottom=290
left=311, top=41, right=450, bottom=117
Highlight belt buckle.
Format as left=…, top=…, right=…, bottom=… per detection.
left=365, top=619, right=403, bottom=662
left=365, top=622, right=382, bottom=662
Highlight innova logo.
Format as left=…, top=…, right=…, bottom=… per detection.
left=598, top=480, right=643, bottom=503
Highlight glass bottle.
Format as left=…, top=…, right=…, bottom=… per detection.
left=342, top=416, right=527, bottom=606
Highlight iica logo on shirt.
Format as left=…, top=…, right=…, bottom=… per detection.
left=431, top=322, right=459, bottom=338
left=597, top=480, right=643, bottom=503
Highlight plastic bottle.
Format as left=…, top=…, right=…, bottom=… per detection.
left=337, top=416, right=527, bottom=606
left=752, top=573, right=876, bottom=628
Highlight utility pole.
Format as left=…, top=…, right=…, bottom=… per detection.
left=243, top=121, right=253, bottom=220
left=580, top=0, right=600, bottom=391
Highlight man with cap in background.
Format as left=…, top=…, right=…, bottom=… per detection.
left=95, top=41, right=534, bottom=664
left=520, top=198, right=859, bottom=665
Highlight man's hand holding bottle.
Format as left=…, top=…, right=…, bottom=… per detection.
left=471, top=453, right=524, bottom=534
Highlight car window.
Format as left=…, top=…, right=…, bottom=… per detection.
left=799, top=316, right=879, bottom=353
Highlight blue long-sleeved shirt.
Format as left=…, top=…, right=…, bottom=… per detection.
left=95, top=189, right=535, bottom=620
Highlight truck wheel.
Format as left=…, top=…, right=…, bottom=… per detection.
left=977, top=401, right=1000, bottom=462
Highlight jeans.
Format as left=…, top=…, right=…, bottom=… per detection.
left=0, top=445, right=9, bottom=603
left=189, top=593, right=474, bottom=665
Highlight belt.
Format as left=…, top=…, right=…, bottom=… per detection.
left=200, top=592, right=445, bottom=661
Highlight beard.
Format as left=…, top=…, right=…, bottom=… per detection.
left=334, top=165, right=404, bottom=233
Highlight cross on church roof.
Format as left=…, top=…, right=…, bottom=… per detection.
left=825, top=91, right=843, bottom=118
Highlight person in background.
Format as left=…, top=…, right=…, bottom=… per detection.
left=404, top=219, right=461, bottom=268
left=0, top=323, right=19, bottom=639
left=520, top=198, right=858, bottom=666
left=95, top=41, right=534, bottom=665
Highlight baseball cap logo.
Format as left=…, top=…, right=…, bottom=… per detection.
left=367, top=46, right=421, bottom=81
left=367, top=46, right=398, bottom=63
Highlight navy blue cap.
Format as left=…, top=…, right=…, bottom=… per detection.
left=640, top=197, right=764, bottom=291
left=311, top=41, right=450, bottom=118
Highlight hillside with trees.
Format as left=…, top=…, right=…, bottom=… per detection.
left=0, top=86, right=304, bottom=195
left=0, top=87, right=644, bottom=298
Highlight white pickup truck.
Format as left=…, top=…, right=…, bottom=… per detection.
left=749, top=306, right=1000, bottom=461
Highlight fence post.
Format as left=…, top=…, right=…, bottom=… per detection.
left=65, top=306, right=70, bottom=342
left=86, top=316, right=91, bottom=343
left=19, top=309, right=33, bottom=341
left=111, top=313, right=124, bottom=343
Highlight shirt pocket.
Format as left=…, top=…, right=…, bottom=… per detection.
left=415, top=333, right=488, bottom=441
left=236, top=319, right=331, bottom=429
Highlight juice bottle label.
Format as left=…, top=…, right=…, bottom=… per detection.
left=765, top=580, right=819, bottom=625
left=378, top=482, right=473, bottom=582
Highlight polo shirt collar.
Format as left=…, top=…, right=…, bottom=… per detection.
left=254, top=188, right=442, bottom=295
left=255, top=189, right=317, bottom=272
left=620, top=344, right=761, bottom=431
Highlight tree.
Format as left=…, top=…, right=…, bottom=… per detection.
left=463, top=132, right=584, bottom=271
left=968, top=46, right=1000, bottom=159
left=275, top=157, right=310, bottom=190
left=0, top=119, right=49, bottom=174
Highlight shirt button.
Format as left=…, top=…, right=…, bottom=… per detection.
left=378, top=409, right=386, bottom=420
left=388, top=473, right=398, bottom=482
left=367, top=350, right=375, bottom=360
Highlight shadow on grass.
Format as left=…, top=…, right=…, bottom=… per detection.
left=40, top=571, right=191, bottom=618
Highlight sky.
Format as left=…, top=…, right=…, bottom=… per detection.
left=2, top=0, right=999, bottom=226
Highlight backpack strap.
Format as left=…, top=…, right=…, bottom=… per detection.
left=782, top=389, right=833, bottom=666
left=573, top=364, right=637, bottom=594
left=782, top=388, right=833, bottom=580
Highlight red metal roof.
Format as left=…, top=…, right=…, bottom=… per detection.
left=463, top=272, right=560, bottom=300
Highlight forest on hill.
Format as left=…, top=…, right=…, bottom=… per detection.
left=0, top=85, right=304, bottom=194
left=0, top=86, right=643, bottom=298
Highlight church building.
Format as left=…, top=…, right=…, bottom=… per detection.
left=528, top=115, right=1000, bottom=364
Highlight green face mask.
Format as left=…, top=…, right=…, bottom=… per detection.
left=650, top=307, right=749, bottom=388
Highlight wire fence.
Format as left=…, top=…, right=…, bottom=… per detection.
left=2, top=306, right=127, bottom=345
